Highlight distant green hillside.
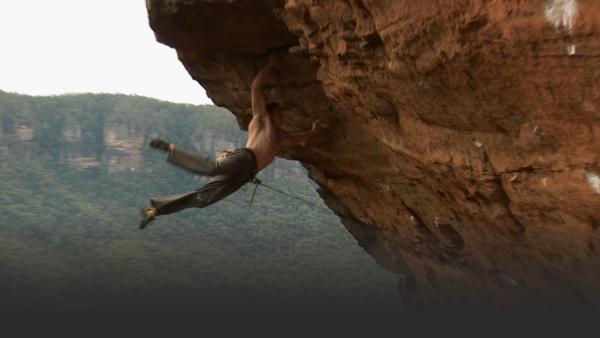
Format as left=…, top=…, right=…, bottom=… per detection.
left=0, top=90, right=400, bottom=311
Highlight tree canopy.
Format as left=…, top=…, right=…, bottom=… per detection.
left=0, top=90, right=400, bottom=311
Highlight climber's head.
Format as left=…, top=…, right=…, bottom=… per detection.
left=266, top=102, right=282, bottom=127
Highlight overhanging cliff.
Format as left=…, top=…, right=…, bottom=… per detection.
left=147, top=0, right=600, bottom=306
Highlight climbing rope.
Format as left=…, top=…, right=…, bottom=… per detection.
left=248, top=177, right=332, bottom=213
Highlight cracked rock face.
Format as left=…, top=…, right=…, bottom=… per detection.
left=147, top=0, right=600, bottom=306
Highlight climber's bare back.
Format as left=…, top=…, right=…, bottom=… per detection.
left=246, top=52, right=320, bottom=172
left=246, top=114, right=282, bottom=172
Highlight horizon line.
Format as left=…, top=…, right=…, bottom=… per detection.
left=0, top=89, right=215, bottom=107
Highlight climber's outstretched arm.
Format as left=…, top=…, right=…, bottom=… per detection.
left=251, top=54, right=279, bottom=117
left=283, top=119, right=321, bottom=146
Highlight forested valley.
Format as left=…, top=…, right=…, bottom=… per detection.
left=0, top=90, right=400, bottom=311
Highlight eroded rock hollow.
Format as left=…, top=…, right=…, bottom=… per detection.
left=147, top=0, right=600, bottom=306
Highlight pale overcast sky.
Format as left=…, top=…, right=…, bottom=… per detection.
left=0, top=0, right=212, bottom=105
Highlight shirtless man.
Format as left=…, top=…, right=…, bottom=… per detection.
left=139, top=53, right=320, bottom=228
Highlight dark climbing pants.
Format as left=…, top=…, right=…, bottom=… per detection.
left=150, top=147, right=257, bottom=216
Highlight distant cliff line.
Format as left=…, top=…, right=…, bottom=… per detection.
left=0, top=91, right=307, bottom=181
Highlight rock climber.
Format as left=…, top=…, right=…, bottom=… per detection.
left=139, top=53, right=321, bottom=228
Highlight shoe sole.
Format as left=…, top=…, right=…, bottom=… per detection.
left=139, top=208, right=154, bottom=229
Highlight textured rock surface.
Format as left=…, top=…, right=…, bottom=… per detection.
left=147, top=0, right=600, bottom=306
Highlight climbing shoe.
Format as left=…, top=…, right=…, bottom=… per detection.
left=139, top=208, right=157, bottom=229
left=149, top=138, right=171, bottom=152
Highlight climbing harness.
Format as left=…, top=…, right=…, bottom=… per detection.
left=248, top=177, right=332, bottom=213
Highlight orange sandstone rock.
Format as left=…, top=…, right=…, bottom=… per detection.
left=147, top=0, right=600, bottom=306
